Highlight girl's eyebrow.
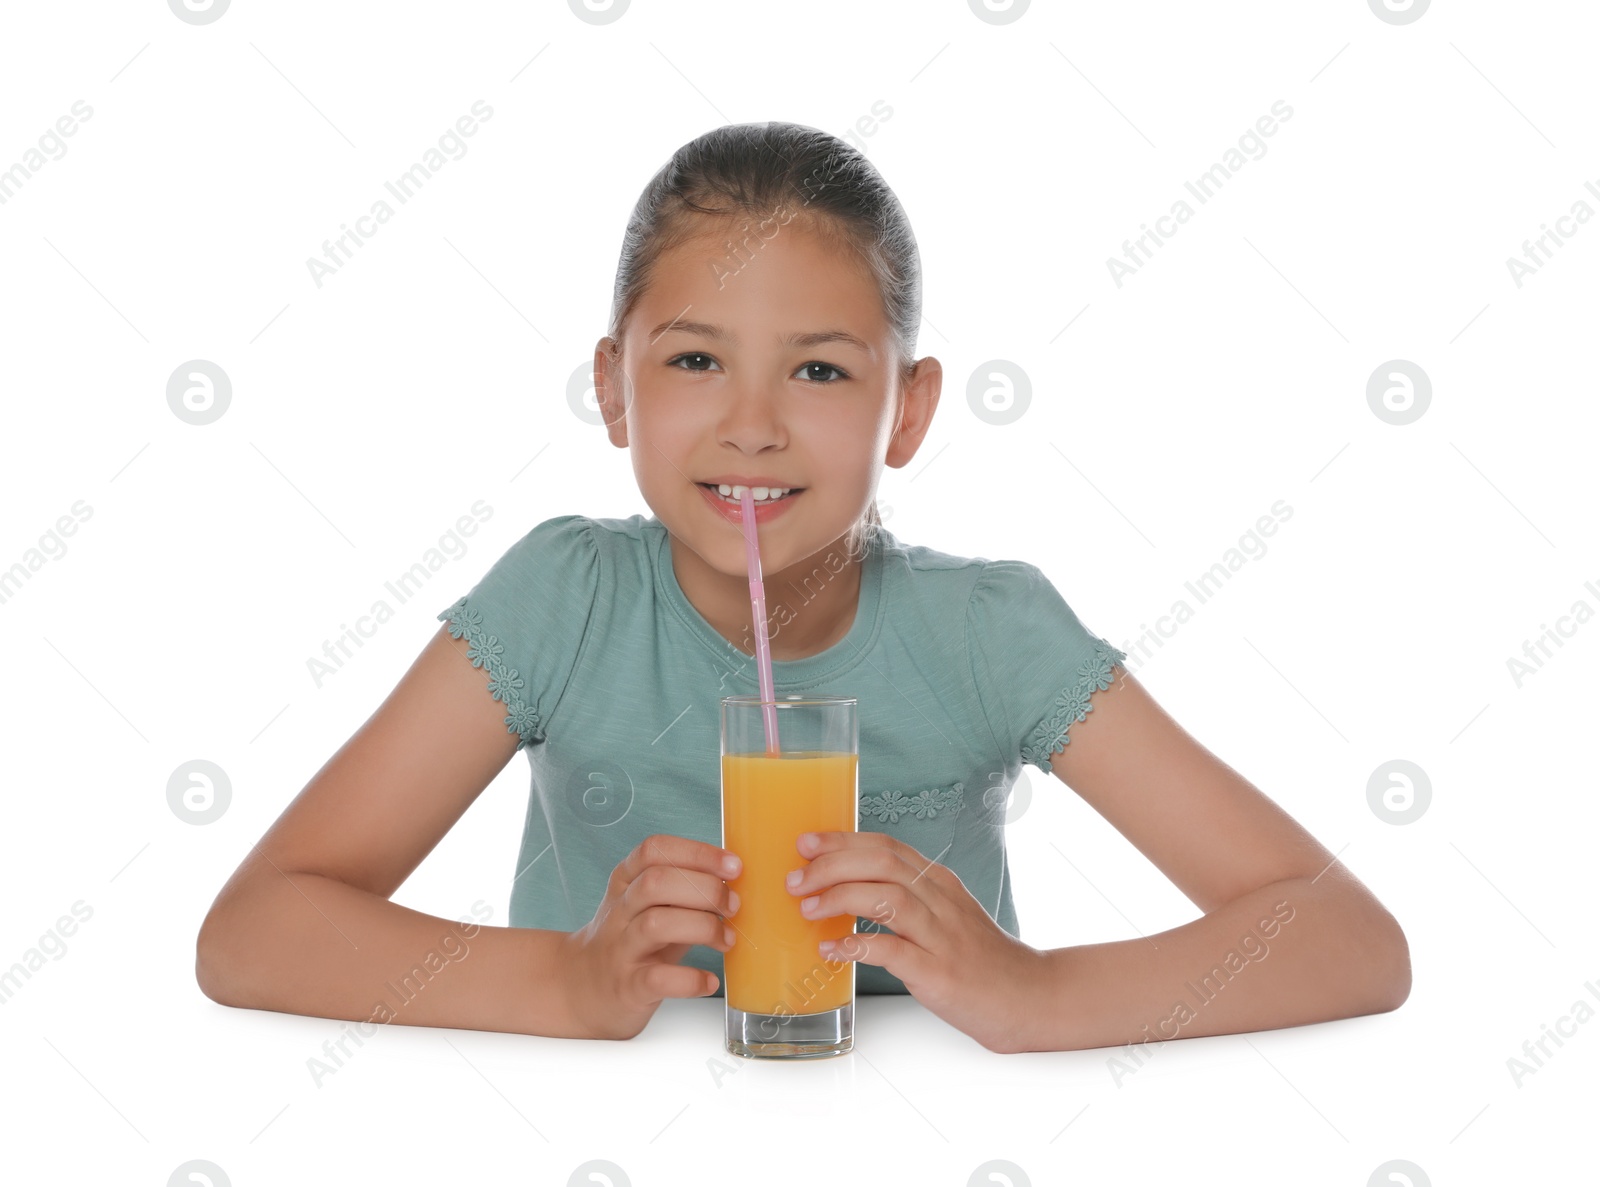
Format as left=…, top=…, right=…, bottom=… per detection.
left=650, top=318, right=872, bottom=354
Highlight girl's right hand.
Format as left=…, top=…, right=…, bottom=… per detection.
left=560, top=834, right=741, bottom=1040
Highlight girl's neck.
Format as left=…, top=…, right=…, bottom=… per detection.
left=669, top=529, right=868, bottom=662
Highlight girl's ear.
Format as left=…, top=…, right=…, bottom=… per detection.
left=594, top=337, right=629, bottom=447
left=885, top=356, right=942, bottom=468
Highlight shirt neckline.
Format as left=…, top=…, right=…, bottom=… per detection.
left=651, top=518, right=885, bottom=688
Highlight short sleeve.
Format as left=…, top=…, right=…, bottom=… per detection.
left=965, top=559, right=1127, bottom=775
left=436, top=515, right=600, bottom=749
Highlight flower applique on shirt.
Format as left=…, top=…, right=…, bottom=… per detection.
left=441, top=596, right=543, bottom=748
left=860, top=782, right=965, bottom=825
left=1019, top=639, right=1125, bottom=772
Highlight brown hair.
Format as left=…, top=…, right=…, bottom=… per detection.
left=606, top=121, right=924, bottom=536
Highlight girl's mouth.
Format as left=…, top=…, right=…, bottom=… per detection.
left=696, top=482, right=804, bottom=523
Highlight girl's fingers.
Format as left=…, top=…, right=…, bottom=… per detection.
left=626, top=904, right=732, bottom=957
left=633, top=961, right=720, bottom=1003
left=780, top=840, right=940, bottom=939
left=804, top=882, right=930, bottom=942
left=794, top=840, right=935, bottom=901
left=614, top=834, right=736, bottom=897
left=622, top=863, right=737, bottom=919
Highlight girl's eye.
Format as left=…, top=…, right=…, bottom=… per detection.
left=665, top=354, right=850, bottom=384
left=667, top=352, right=721, bottom=373
left=794, top=361, right=849, bottom=383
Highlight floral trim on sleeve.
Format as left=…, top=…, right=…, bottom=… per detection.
left=860, top=782, right=965, bottom=825
left=1020, top=638, right=1128, bottom=773
left=439, top=596, right=542, bottom=749
left=856, top=781, right=965, bottom=936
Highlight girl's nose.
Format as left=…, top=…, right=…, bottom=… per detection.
left=716, top=388, right=788, bottom=449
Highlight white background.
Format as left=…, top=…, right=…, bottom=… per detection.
left=1, top=1, right=1595, bottom=1183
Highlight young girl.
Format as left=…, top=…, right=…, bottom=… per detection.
left=196, top=121, right=1410, bottom=1054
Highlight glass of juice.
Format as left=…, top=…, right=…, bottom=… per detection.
left=720, top=694, right=858, bottom=1059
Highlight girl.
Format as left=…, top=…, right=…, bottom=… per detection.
left=195, top=121, right=1410, bottom=1054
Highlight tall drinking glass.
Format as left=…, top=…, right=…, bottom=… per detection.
left=720, top=695, right=858, bottom=1059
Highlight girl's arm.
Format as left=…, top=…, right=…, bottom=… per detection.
left=1009, top=667, right=1410, bottom=1055
left=194, top=626, right=591, bottom=1039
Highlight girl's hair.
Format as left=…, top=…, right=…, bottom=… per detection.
left=607, top=120, right=923, bottom=537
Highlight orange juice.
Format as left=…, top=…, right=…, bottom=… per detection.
left=722, top=751, right=857, bottom=1016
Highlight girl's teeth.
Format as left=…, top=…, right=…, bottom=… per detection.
left=715, top=483, right=791, bottom=502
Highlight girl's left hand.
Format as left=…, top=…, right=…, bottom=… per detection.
left=785, top=830, right=1050, bottom=1053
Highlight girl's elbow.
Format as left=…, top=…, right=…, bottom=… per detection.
left=1334, top=882, right=1411, bottom=1015
left=194, top=906, right=245, bottom=1007
left=1368, top=908, right=1412, bottom=1014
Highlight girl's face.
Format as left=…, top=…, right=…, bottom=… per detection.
left=596, top=216, right=938, bottom=578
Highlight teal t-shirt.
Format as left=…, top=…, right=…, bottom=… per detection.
left=437, top=514, right=1126, bottom=995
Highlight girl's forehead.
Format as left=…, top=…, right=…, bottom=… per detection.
left=643, top=225, right=883, bottom=319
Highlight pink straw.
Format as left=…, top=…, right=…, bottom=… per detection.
left=739, top=488, right=781, bottom=755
